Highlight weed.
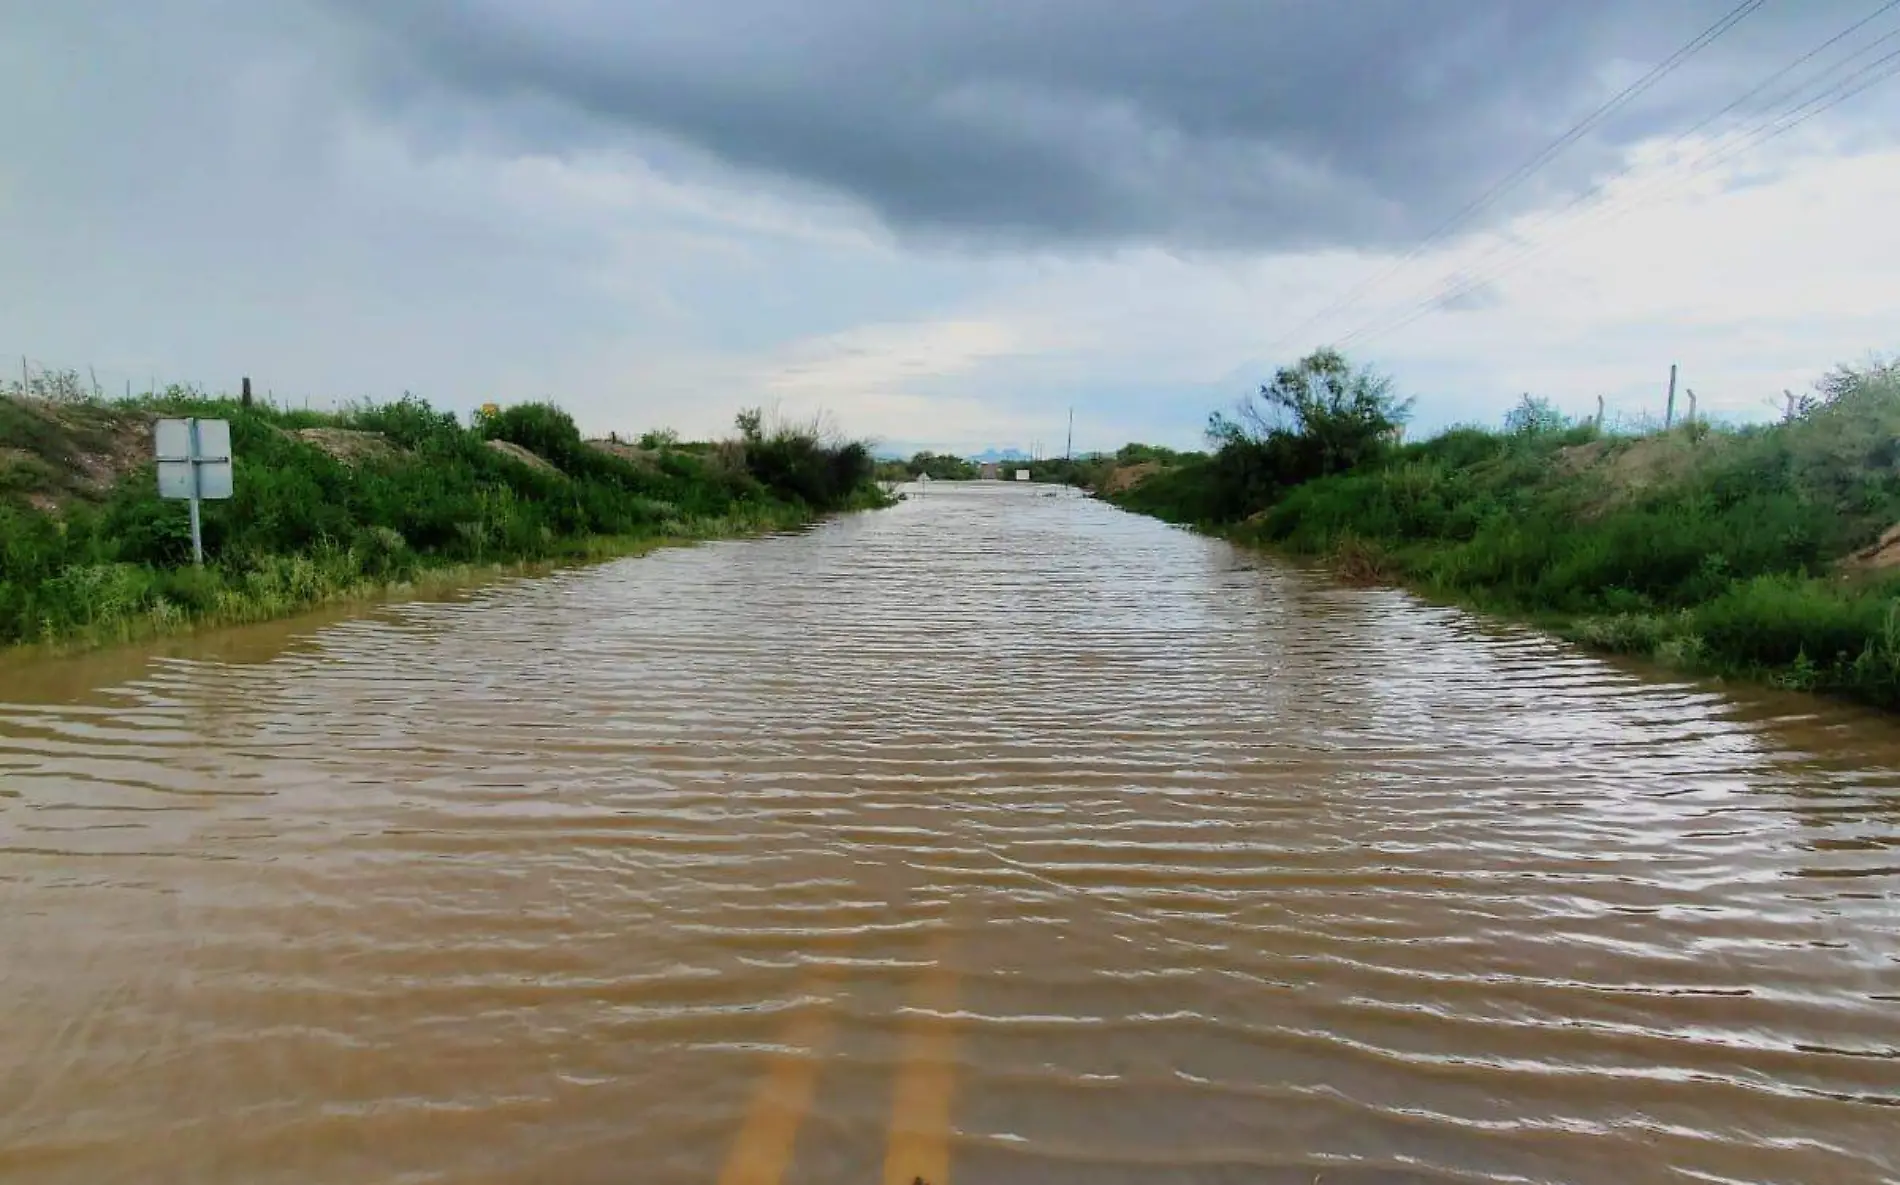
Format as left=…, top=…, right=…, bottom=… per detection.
left=1104, top=353, right=1900, bottom=708
left=1, top=387, right=887, bottom=650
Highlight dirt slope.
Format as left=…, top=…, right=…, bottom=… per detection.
left=0, top=397, right=153, bottom=511
left=485, top=439, right=560, bottom=474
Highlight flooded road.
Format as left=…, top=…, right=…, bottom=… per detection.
left=2, top=482, right=1898, bottom=1184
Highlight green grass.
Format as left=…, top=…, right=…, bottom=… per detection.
left=1105, top=360, right=1900, bottom=709
left=1, top=386, right=886, bottom=651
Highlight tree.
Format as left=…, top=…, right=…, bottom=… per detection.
left=734, top=407, right=764, bottom=444
left=905, top=451, right=979, bottom=480
left=1503, top=394, right=1566, bottom=437
left=1210, top=348, right=1412, bottom=487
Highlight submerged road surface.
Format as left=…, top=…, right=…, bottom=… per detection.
left=2, top=483, right=1898, bottom=1184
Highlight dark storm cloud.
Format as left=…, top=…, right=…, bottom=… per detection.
left=164, top=3, right=1900, bottom=251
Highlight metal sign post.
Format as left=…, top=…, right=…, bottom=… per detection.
left=154, top=418, right=234, bottom=565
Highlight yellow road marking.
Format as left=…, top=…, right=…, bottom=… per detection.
left=881, top=930, right=962, bottom=1185
left=715, top=960, right=845, bottom=1185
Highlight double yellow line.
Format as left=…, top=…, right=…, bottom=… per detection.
left=713, top=958, right=846, bottom=1185
left=715, top=931, right=961, bottom=1185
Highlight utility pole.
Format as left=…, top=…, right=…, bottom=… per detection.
left=1664, top=363, right=1678, bottom=429
left=1065, top=407, right=1073, bottom=462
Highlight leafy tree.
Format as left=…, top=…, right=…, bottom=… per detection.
left=1197, top=348, right=1411, bottom=518
left=906, top=451, right=979, bottom=480
left=734, top=408, right=764, bottom=444
left=1503, top=394, right=1567, bottom=437
left=1223, top=348, right=1411, bottom=475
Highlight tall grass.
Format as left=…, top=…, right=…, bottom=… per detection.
left=1106, top=359, right=1900, bottom=708
left=730, top=407, right=878, bottom=510
left=1, top=388, right=886, bottom=650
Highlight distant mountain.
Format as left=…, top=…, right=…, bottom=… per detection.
left=871, top=444, right=1037, bottom=464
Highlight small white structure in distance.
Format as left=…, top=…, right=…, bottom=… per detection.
left=1014, top=469, right=1030, bottom=481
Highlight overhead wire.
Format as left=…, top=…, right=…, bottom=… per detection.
left=1327, top=0, right=1900, bottom=346
left=1259, top=0, right=1772, bottom=356
left=1332, top=10, right=1900, bottom=349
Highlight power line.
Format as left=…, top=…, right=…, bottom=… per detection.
left=1336, top=0, right=1900, bottom=339
left=1261, top=0, right=1771, bottom=357
left=1334, top=20, right=1900, bottom=349
left=1342, top=46, right=1900, bottom=348
left=1336, top=51, right=1900, bottom=349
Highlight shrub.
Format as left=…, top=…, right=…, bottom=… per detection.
left=481, top=402, right=586, bottom=471
left=1503, top=394, right=1568, bottom=437
left=1, top=387, right=886, bottom=648
left=1103, top=353, right=1900, bottom=708
left=732, top=408, right=877, bottom=511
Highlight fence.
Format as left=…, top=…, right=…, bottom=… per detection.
left=1, top=355, right=326, bottom=413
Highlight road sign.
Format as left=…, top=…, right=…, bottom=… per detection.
left=154, top=418, right=233, bottom=565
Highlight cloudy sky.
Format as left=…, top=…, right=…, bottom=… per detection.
left=4, top=1, right=1897, bottom=454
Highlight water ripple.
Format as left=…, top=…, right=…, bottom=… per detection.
left=1, top=484, right=1897, bottom=1183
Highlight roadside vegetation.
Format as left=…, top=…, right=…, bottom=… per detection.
left=1104, top=350, right=1900, bottom=709
left=884, top=451, right=981, bottom=481
left=874, top=444, right=1201, bottom=491
left=0, top=377, right=885, bottom=650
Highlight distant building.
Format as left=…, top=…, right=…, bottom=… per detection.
left=978, top=462, right=1001, bottom=480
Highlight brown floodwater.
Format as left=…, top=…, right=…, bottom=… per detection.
left=2, top=482, right=1898, bottom=1185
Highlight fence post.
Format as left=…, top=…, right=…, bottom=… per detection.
left=1664, top=363, right=1678, bottom=429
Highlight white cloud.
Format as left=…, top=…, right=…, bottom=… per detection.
left=680, top=125, right=1900, bottom=447
left=3, top=1, right=1894, bottom=455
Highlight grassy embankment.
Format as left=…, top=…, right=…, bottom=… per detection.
left=0, top=381, right=885, bottom=651
left=1106, top=353, right=1900, bottom=708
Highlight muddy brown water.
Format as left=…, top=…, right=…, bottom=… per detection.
left=2, top=483, right=1898, bottom=1184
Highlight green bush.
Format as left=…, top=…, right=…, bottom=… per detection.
left=1104, top=352, right=1900, bottom=708
left=732, top=408, right=877, bottom=511
left=1, top=388, right=888, bottom=649
left=481, top=402, right=586, bottom=471
left=906, top=451, right=980, bottom=481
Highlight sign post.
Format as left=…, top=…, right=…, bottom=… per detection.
left=154, top=418, right=233, bottom=565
